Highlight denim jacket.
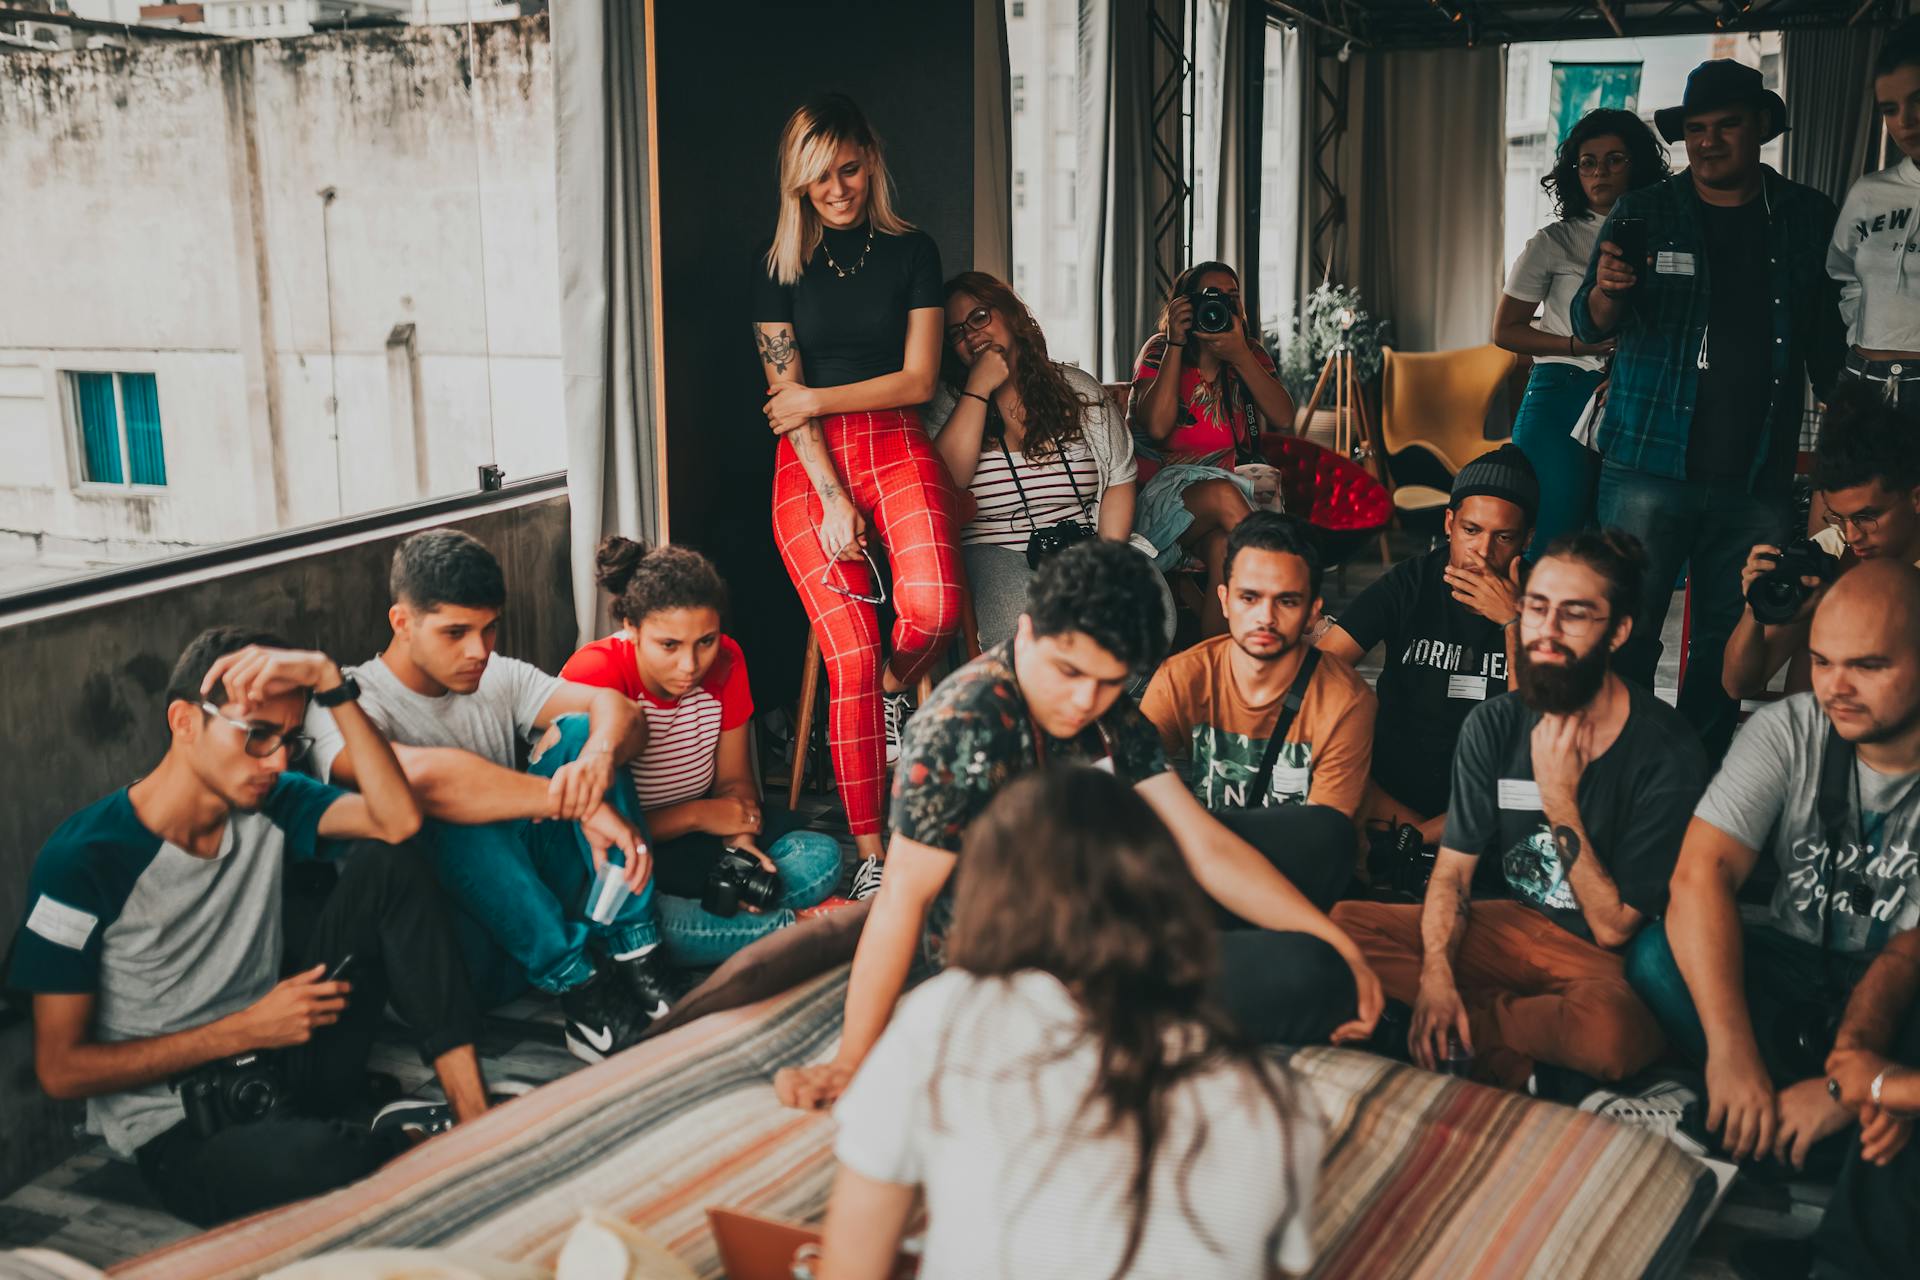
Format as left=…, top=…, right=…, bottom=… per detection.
left=1570, top=167, right=1844, bottom=490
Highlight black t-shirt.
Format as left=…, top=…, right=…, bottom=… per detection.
left=1335, top=548, right=1508, bottom=817
left=1688, top=194, right=1774, bottom=484
left=749, top=224, right=944, bottom=388
left=1441, top=685, right=1707, bottom=945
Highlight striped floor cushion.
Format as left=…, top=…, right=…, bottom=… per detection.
left=106, top=968, right=1713, bottom=1280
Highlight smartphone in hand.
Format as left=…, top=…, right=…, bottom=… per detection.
left=1611, top=217, right=1648, bottom=281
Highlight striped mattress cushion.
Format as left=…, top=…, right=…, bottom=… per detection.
left=107, top=968, right=1713, bottom=1280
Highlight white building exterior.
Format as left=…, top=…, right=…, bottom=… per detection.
left=0, top=15, right=564, bottom=589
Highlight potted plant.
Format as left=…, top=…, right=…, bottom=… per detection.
left=1270, top=284, right=1389, bottom=447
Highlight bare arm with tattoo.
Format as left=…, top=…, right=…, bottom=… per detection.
left=753, top=322, right=865, bottom=561
left=1410, top=849, right=1477, bottom=1069
left=1533, top=714, right=1642, bottom=948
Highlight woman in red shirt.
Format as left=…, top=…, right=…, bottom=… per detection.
left=1129, top=261, right=1296, bottom=634
left=561, top=538, right=846, bottom=967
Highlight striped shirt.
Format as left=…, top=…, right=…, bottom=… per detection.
left=558, top=633, right=755, bottom=810
left=964, top=438, right=1101, bottom=549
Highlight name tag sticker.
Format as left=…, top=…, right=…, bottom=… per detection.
left=1447, top=674, right=1489, bottom=700
left=1655, top=250, right=1697, bottom=276
left=1272, top=766, right=1311, bottom=795
left=26, top=896, right=97, bottom=951
left=1497, top=779, right=1544, bottom=812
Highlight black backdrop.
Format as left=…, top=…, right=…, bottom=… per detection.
left=653, top=1, right=978, bottom=711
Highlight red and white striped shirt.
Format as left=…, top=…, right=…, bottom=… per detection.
left=963, top=438, right=1101, bottom=549
left=558, top=633, right=755, bottom=810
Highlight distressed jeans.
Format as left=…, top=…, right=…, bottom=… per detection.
left=429, top=713, right=659, bottom=1005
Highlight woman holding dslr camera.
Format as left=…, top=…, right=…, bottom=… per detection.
left=927, top=271, right=1168, bottom=647
left=1130, top=262, right=1294, bottom=635
left=561, top=537, right=847, bottom=968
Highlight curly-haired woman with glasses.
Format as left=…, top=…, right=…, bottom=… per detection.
left=751, top=95, right=962, bottom=894
left=1494, top=108, right=1668, bottom=553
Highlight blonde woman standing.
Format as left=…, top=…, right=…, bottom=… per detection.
left=751, top=95, right=960, bottom=895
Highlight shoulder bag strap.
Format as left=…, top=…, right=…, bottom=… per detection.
left=1245, top=649, right=1322, bottom=808
left=996, top=435, right=1042, bottom=534
left=1814, top=722, right=1858, bottom=960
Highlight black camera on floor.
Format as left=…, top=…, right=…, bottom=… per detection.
left=1748, top=538, right=1841, bottom=625
left=175, top=1052, right=285, bottom=1138
left=1189, top=286, right=1236, bottom=335
left=702, top=847, right=780, bottom=918
left=1368, top=822, right=1438, bottom=902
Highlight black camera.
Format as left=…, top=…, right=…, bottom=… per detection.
left=1189, top=286, right=1236, bottom=335
left=702, top=847, right=780, bottom=918
left=1771, top=1000, right=1843, bottom=1081
left=175, top=1052, right=285, bottom=1138
left=1368, top=822, right=1438, bottom=902
left=1748, top=485, right=1842, bottom=626
left=1025, top=519, right=1095, bottom=570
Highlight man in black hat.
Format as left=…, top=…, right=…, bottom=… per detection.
left=1572, top=59, right=1845, bottom=763
left=1320, top=444, right=1537, bottom=873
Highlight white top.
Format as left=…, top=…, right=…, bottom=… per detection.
left=1504, top=211, right=1607, bottom=371
left=1830, top=157, right=1920, bottom=352
left=306, top=653, right=561, bottom=782
left=926, top=363, right=1144, bottom=549
left=834, top=969, right=1322, bottom=1280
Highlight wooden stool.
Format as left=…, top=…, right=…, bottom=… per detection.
left=787, top=589, right=981, bottom=808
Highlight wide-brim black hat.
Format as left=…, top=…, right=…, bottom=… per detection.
left=1654, top=59, right=1787, bottom=144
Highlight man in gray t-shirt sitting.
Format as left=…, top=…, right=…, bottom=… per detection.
left=306, top=530, right=670, bottom=1064
left=8, top=628, right=493, bottom=1226
left=1631, top=560, right=1920, bottom=1205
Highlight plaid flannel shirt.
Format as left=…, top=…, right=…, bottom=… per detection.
left=1570, top=168, right=1844, bottom=488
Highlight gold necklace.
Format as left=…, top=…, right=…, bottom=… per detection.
left=822, top=224, right=875, bottom=278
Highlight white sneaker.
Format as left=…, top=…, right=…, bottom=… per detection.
left=848, top=854, right=885, bottom=902
left=883, top=692, right=914, bottom=765
left=1577, top=1080, right=1709, bottom=1157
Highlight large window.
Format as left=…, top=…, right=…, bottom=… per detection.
left=1, top=6, right=562, bottom=596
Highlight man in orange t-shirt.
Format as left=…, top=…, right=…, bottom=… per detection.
left=1142, top=513, right=1376, bottom=910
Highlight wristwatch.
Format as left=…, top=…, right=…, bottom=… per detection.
left=314, top=673, right=360, bottom=708
left=1871, top=1067, right=1888, bottom=1107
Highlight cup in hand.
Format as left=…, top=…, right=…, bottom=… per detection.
left=587, top=859, right=633, bottom=925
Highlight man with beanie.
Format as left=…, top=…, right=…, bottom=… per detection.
left=1572, top=59, right=1845, bottom=762
left=1321, top=445, right=1538, bottom=867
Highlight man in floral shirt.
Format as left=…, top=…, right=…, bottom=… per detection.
left=774, top=541, right=1382, bottom=1111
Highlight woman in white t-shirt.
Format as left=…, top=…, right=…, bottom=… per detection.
left=927, top=271, right=1169, bottom=649
left=561, top=537, right=848, bottom=968
left=818, top=768, right=1321, bottom=1280
left=1494, top=108, right=1667, bottom=553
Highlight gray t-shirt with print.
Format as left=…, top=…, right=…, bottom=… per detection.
left=1697, top=693, right=1920, bottom=953
left=305, top=654, right=561, bottom=782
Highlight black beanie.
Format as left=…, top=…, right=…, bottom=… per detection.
left=1450, top=443, right=1539, bottom=525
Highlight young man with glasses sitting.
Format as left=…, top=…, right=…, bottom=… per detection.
left=1724, top=385, right=1920, bottom=701
left=7, top=628, right=497, bottom=1226
left=1334, top=531, right=1708, bottom=1119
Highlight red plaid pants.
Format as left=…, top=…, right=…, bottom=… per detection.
left=772, top=409, right=962, bottom=836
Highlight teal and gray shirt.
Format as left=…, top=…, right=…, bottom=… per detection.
left=7, top=776, right=344, bottom=1155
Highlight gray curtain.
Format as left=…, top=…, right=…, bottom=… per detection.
left=974, top=0, right=1013, bottom=280
left=1069, top=0, right=1157, bottom=382
left=1348, top=46, right=1505, bottom=352
left=1784, top=26, right=1885, bottom=206
left=554, top=0, right=664, bottom=643
left=1193, top=0, right=1247, bottom=270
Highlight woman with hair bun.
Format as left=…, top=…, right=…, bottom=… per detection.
left=561, top=537, right=849, bottom=966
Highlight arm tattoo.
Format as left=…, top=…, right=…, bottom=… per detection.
left=1553, top=824, right=1582, bottom=867
left=755, top=328, right=797, bottom=375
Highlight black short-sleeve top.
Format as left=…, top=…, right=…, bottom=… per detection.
left=750, top=223, right=944, bottom=389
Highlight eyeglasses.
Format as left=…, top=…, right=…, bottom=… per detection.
left=1823, top=508, right=1885, bottom=535
left=1576, top=151, right=1632, bottom=174
left=945, top=306, right=992, bottom=347
left=200, top=702, right=313, bottom=761
left=1518, top=596, right=1612, bottom=638
left=818, top=545, right=887, bottom=605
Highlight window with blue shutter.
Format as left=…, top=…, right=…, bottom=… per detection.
left=120, top=373, right=167, bottom=486
left=72, top=372, right=123, bottom=484
left=67, top=371, right=166, bottom=488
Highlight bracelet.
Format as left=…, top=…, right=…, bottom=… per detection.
left=961, top=391, right=990, bottom=406
left=1568, top=334, right=1576, bottom=358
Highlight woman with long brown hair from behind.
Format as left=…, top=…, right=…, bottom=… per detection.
left=817, top=767, right=1322, bottom=1279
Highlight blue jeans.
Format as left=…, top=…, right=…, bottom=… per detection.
left=1512, top=364, right=1603, bottom=558
left=429, top=714, right=659, bottom=1005
left=653, top=829, right=842, bottom=968
left=1595, top=461, right=1786, bottom=761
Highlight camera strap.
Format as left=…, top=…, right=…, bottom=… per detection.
left=1244, top=650, right=1321, bottom=808
left=1813, top=722, right=1860, bottom=968
left=997, top=434, right=1092, bottom=533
